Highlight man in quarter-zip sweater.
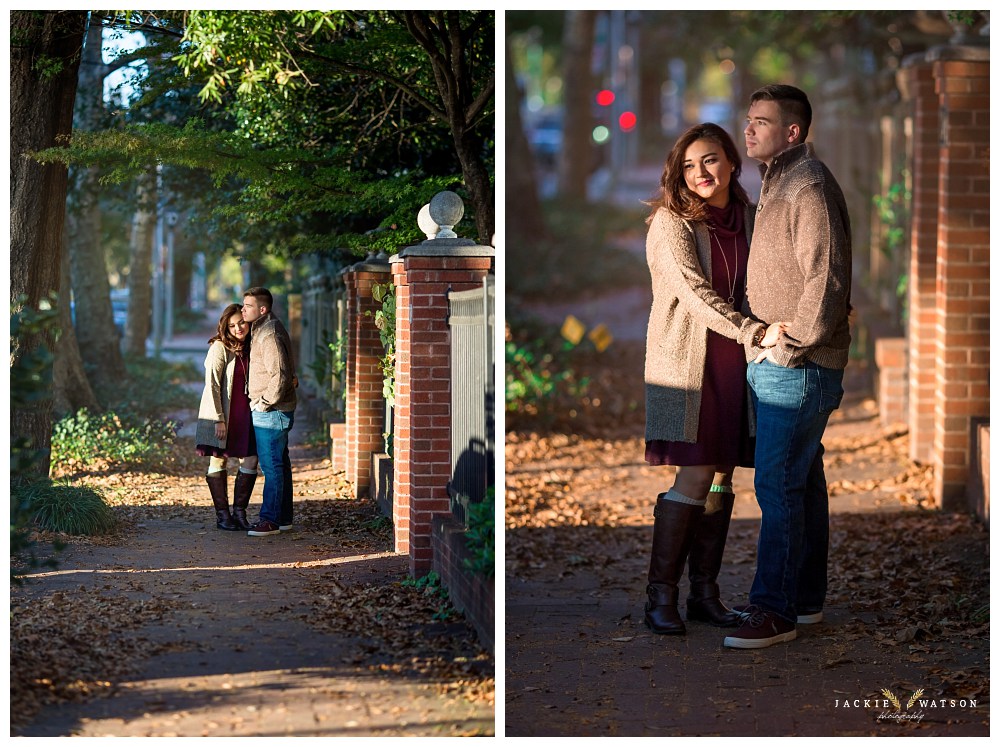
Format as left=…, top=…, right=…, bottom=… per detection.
left=724, top=84, right=852, bottom=649
left=241, top=286, right=298, bottom=537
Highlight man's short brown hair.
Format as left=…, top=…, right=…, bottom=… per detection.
left=751, top=84, right=812, bottom=143
left=243, top=286, right=273, bottom=310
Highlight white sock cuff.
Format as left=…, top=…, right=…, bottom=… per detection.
left=660, top=489, right=706, bottom=506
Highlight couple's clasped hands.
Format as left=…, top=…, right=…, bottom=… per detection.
left=755, top=321, right=789, bottom=363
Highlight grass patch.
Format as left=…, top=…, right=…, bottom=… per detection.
left=15, top=481, right=118, bottom=536
left=507, top=198, right=648, bottom=301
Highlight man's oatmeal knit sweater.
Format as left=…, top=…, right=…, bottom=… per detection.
left=248, top=313, right=297, bottom=413
left=742, top=143, right=852, bottom=369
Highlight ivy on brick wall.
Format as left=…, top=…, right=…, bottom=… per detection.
left=369, top=281, right=396, bottom=407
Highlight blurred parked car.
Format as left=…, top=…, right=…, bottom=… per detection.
left=110, top=288, right=129, bottom=336
left=525, top=110, right=563, bottom=169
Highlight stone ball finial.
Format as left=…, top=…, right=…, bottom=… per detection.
left=428, top=191, right=463, bottom=239
left=417, top=203, right=438, bottom=240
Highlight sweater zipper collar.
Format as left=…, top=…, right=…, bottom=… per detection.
left=758, top=142, right=812, bottom=209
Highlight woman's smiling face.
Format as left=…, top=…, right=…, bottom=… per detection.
left=228, top=313, right=248, bottom=341
left=683, top=138, right=733, bottom=208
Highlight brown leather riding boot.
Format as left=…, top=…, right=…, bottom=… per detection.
left=644, top=492, right=704, bottom=635
left=686, top=489, right=740, bottom=627
left=231, top=470, right=258, bottom=531
left=206, top=472, right=238, bottom=531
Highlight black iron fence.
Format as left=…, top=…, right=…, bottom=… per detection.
left=300, top=273, right=347, bottom=420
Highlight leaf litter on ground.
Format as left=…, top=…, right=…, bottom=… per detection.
left=13, top=435, right=494, bottom=733
left=506, top=340, right=988, bottom=721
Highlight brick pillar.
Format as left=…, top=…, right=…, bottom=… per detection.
left=343, top=260, right=391, bottom=498
left=391, top=243, right=494, bottom=574
left=874, top=338, right=907, bottom=425
left=899, top=57, right=939, bottom=462
left=930, top=49, right=989, bottom=510
left=329, top=422, right=347, bottom=472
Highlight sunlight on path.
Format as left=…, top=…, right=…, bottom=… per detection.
left=26, top=551, right=400, bottom=578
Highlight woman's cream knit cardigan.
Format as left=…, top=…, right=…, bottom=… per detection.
left=194, top=340, right=237, bottom=450
left=644, top=205, right=764, bottom=443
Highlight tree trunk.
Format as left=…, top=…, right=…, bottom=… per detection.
left=10, top=10, right=88, bottom=478
left=69, top=20, right=127, bottom=397
left=504, top=33, right=547, bottom=244
left=53, top=219, right=100, bottom=418
left=557, top=11, right=597, bottom=200
left=403, top=11, right=495, bottom=245
left=453, top=129, right=496, bottom=245
left=123, top=169, right=156, bottom=357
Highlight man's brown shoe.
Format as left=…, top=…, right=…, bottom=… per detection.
left=247, top=520, right=280, bottom=537
left=723, top=605, right=797, bottom=649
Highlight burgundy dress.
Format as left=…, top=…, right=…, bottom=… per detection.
left=195, top=352, right=256, bottom=458
left=645, top=201, right=754, bottom=468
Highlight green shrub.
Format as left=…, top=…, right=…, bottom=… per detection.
left=16, top=481, right=117, bottom=536
left=401, top=570, right=456, bottom=621
left=51, top=408, right=177, bottom=469
left=463, top=488, right=494, bottom=579
left=104, top=355, right=200, bottom=418
left=505, top=326, right=590, bottom=417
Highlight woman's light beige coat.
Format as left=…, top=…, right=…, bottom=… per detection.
left=194, top=341, right=237, bottom=449
left=644, top=205, right=763, bottom=443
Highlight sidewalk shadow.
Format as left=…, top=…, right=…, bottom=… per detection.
left=505, top=510, right=988, bottom=737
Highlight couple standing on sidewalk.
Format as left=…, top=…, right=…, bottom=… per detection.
left=196, top=287, right=297, bottom=537
left=642, top=84, right=852, bottom=649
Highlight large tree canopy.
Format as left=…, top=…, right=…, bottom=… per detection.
left=42, top=10, right=494, bottom=253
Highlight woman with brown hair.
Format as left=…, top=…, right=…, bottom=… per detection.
left=642, top=122, right=785, bottom=635
left=194, top=303, right=258, bottom=530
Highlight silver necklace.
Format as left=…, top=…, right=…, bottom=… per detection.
left=239, top=352, right=249, bottom=397
left=709, top=227, right=739, bottom=307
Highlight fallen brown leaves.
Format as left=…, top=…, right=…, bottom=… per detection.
left=830, top=511, right=989, bottom=645
left=506, top=338, right=647, bottom=439
left=15, top=430, right=493, bottom=734
left=10, top=585, right=182, bottom=732
left=507, top=363, right=989, bottom=727
left=304, top=577, right=495, bottom=709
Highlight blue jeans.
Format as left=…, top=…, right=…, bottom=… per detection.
left=747, top=360, right=844, bottom=621
left=252, top=409, right=294, bottom=525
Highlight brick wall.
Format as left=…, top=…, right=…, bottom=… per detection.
left=900, top=58, right=939, bottom=462
left=343, top=262, right=391, bottom=499
left=329, top=422, right=347, bottom=473
left=874, top=338, right=907, bottom=425
left=930, top=52, right=990, bottom=510
left=392, top=246, right=493, bottom=575
left=432, top=513, right=495, bottom=653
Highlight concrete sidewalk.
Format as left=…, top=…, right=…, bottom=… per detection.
left=15, top=400, right=494, bottom=736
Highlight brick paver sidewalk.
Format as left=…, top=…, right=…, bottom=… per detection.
left=505, top=392, right=988, bottom=736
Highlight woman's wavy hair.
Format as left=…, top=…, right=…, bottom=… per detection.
left=646, top=122, right=751, bottom=224
left=207, top=303, right=249, bottom=355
